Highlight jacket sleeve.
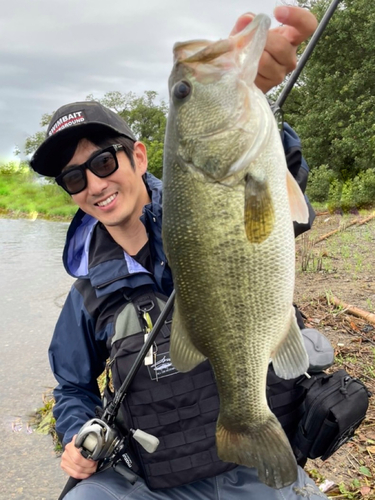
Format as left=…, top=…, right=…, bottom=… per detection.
left=49, top=284, right=110, bottom=446
left=282, top=122, right=316, bottom=237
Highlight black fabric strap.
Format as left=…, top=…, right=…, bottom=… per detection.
left=147, top=449, right=220, bottom=477
left=268, top=387, right=305, bottom=409
left=134, top=396, right=220, bottom=430
left=158, top=423, right=215, bottom=451
left=277, top=404, right=306, bottom=429
left=128, top=370, right=215, bottom=406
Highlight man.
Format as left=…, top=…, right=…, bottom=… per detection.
left=31, top=7, right=326, bottom=500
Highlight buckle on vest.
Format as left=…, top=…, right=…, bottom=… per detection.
left=137, top=299, right=155, bottom=313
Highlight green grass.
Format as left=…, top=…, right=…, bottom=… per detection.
left=0, top=162, right=76, bottom=220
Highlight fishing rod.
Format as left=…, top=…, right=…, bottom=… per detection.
left=58, top=2, right=343, bottom=498
left=102, top=289, right=176, bottom=424
left=58, top=290, right=176, bottom=500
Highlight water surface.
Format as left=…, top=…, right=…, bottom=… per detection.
left=0, top=218, right=74, bottom=499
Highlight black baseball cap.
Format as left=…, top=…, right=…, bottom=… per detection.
left=30, top=101, right=136, bottom=177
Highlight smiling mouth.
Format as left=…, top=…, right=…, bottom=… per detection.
left=96, top=193, right=117, bottom=207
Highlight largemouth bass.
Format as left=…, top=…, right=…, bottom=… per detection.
left=162, top=14, right=310, bottom=489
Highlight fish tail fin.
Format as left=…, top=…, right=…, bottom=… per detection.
left=216, top=414, right=298, bottom=489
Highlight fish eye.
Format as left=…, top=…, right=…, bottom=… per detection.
left=173, top=81, right=191, bottom=100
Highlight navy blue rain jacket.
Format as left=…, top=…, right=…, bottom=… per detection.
left=50, top=125, right=314, bottom=446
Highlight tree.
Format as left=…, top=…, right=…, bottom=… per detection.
left=86, top=90, right=136, bottom=114
left=281, top=0, right=375, bottom=180
left=119, top=91, right=168, bottom=143
left=123, top=91, right=167, bottom=179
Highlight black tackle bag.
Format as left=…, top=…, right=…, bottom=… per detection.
left=293, top=369, right=371, bottom=460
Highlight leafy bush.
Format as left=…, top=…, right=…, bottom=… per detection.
left=352, top=169, right=375, bottom=206
left=306, top=164, right=337, bottom=203
left=0, top=161, right=30, bottom=176
left=327, top=178, right=343, bottom=211
left=307, top=165, right=375, bottom=211
left=338, top=169, right=375, bottom=210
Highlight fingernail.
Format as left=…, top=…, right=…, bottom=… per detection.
left=275, top=6, right=289, bottom=22
left=241, top=12, right=255, bottom=21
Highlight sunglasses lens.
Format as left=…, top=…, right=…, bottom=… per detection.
left=58, top=147, right=120, bottom=194
left=90, top=151, right=117, bottom=177
left=62, top=169, right=86, bottom=194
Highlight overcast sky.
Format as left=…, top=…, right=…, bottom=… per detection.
left=1, top=0, right=282, bottom=162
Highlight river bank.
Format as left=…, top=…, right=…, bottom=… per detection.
left=0, top=167, right=76, bottom=220
left=0, top=207, right=72, bottom=223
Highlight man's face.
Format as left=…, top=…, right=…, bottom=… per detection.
left=66, top=139, right=150, bottom=228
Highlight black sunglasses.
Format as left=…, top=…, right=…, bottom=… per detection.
left=55, top=144, right=124, bottom=195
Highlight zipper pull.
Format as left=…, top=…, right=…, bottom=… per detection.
left=340, top=375, right=351, bottom=396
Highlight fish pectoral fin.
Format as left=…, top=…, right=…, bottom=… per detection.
left=216, top=413, right=298, bottom=489
left=244, top=174, right=275, bottom=244
left=170, top=304, right=206, bottom=372
left=286, top=170, right=309, bottom=224
left=271, top=307, right=309, bottom=379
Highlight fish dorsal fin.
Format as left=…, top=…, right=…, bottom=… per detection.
left=286, top=170, right=309, bottom=224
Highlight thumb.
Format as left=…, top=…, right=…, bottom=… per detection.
left=274, top=6, right=317, bottom=46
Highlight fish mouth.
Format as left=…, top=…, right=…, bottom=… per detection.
left=170, top=14, right=272, bottom=184
left=173, top=14, right=271, bottom=67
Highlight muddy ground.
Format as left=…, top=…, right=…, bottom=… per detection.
left=294, top=209, right=375, bottom=498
